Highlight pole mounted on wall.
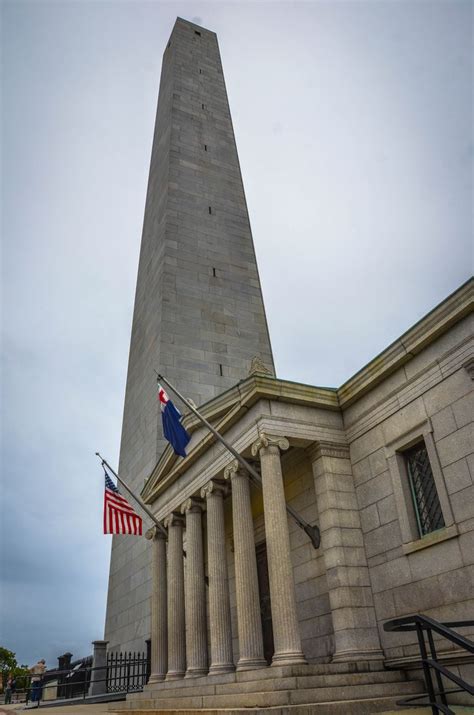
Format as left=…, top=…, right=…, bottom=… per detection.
left=156, top=371, right=321, bottom=550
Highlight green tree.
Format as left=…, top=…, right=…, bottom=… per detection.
left=0, top=646, right=17, bottom=689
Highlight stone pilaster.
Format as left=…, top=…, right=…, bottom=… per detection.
left=145, top=527, right=168, bottom=682
left=201, top=480, right=234, bottom=674
left=224, top=461, right=266, bottom=670
left=251, top=433, right=306, bottom=666
left=88, top=640, right=108, bottom=696
left=309, top=441, right=383, bottom=662
left=181, top=498, right=208, bottom=677
left=164, top=513, right=186, bottom=679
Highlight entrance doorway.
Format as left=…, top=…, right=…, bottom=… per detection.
left=255, top=542, right=274, bottom=664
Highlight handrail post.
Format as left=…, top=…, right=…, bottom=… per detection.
left=416, top=621, right=438, bottom=715
left=427, top=627, right=448, bottom=709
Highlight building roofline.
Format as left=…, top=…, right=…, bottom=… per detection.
left=337, top=277, right=473, bottom=407
left=142, top=278, right=473, bottom=503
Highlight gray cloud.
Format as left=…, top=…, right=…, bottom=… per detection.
left=1, top=0, right=472, bottom=666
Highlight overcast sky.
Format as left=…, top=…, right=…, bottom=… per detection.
left=1, top=0, right=472, bottom=668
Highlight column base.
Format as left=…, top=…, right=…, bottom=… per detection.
left=236, top=657, right=267, bottom=671
left=148, top=673, right=166, bottom=684
left=185, top=668, right=208, bottom=678
left=271, top=651, right=307, bottom=667
left=331, top=648, right=384, bottom=663
left=165, top=670, right=185, bottom=680
left=208, top=663, right=235, bottom=675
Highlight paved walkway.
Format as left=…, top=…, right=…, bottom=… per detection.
left=1, top=704, right=473, bottom=714
left=0, top=705, right=115, bottom=715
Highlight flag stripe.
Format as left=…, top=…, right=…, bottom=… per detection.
left=103, top=475, right=143, bottom=536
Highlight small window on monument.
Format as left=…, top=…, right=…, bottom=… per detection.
left=219, top=364, right=223, bottom=376
left=404, top=441, right=445, bottom=537
left=195, top=30, right=201, bottom=36
left=199, top=69, right=202, bottom=74
left=204, top=144, right=207, bottom=151
left=208, top=206, right=212, bottom=214
left=212, top=267, right=216, bottom=277
left=202, top=103, right=205, bottom=110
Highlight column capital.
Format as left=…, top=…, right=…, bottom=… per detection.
left=180, top=497, right=205, bottom=515
left=145, top=525, right=167, bottom=541
left=164, top=512, right=185, bottom=529
left=307, top=440, right=350, bottom=462
left=251, top=432, right=289, bottom=457
left=201, top=479, right=227, bottom=500
left=223, top=459, right=246, bottom=481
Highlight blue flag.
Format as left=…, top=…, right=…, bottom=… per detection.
left=158, top=385, right=191, bottom=457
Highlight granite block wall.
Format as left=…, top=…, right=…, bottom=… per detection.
left=344, top=314, right=474, bottom=660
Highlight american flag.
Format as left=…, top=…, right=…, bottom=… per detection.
left=104, top=474, right=143, bottom=535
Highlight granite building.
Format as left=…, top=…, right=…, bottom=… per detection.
left=106, top=17, right=474, bottom=714
left=104, top=17, right=274, bottom=652
left=112, top=279, right=473, bottom=713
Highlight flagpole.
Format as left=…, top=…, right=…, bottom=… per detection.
left=155, top=372, right=321, bottom=550
left=96, top=452, right=168, bottom=539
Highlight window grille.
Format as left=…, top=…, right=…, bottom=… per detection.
left=405, top=442, right=445, bottom=537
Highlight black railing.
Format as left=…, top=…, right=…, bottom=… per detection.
left=9, top=652, right=149, bottom=708
left=106, top=651, right=148, bottom=693
left=384, top=614, right=474, bottom=715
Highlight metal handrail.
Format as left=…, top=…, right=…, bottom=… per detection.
left=384, top=614, right=474, bottom=715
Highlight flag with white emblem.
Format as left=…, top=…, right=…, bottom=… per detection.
left=158, top=384, right=191, bottom=457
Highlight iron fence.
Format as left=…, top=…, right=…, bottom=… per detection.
left=3, top=650, right=149, bottom=708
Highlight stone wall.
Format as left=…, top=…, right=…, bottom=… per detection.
left=344, top=314, right=473, bottom=660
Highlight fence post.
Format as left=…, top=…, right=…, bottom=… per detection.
left=88, top=640, right=108, bottom=696
left=145, top=639, right=151, bottom=684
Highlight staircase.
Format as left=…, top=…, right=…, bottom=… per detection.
left=110, top=661, right=424, bottom=714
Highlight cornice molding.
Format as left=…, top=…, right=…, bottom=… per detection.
left=307, top=441, right=350, bottom=462
left=338, top=278, right=473, bottom=408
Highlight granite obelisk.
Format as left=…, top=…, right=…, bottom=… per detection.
left=104, top=18, right=274, bottom=651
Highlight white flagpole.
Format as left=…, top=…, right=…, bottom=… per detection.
left=156, top=372, right=320, bottom=550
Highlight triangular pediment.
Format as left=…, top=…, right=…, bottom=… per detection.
left=141, top=374, right=338, bottom=503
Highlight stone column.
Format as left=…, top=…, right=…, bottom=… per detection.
left=164, top=513, right=186, bottom=679
left=251, top=433, right=306, bottom=666
left=309, top=442, right=383, bottom=662
left=88, top=641, right=108, bottom=696
left=201, top=480, right=234, bottom=674
left=145, top=526, right=168, bottom=682
left=224, top=461, right=266, bottom=670
left=181, top=498, right=208, bottom=677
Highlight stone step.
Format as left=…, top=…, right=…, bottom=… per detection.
left=379, top=709, right=474, bottom=714
left=144, top=662, right=388, bottom=692
left=115, top=679, right=422, bottom=710
left=108, top=693, right=423, bottom=715
left=132, top=670, right=410, bottom=701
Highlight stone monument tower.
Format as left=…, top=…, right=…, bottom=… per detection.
left=104, top=18, right=274, bottom=651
